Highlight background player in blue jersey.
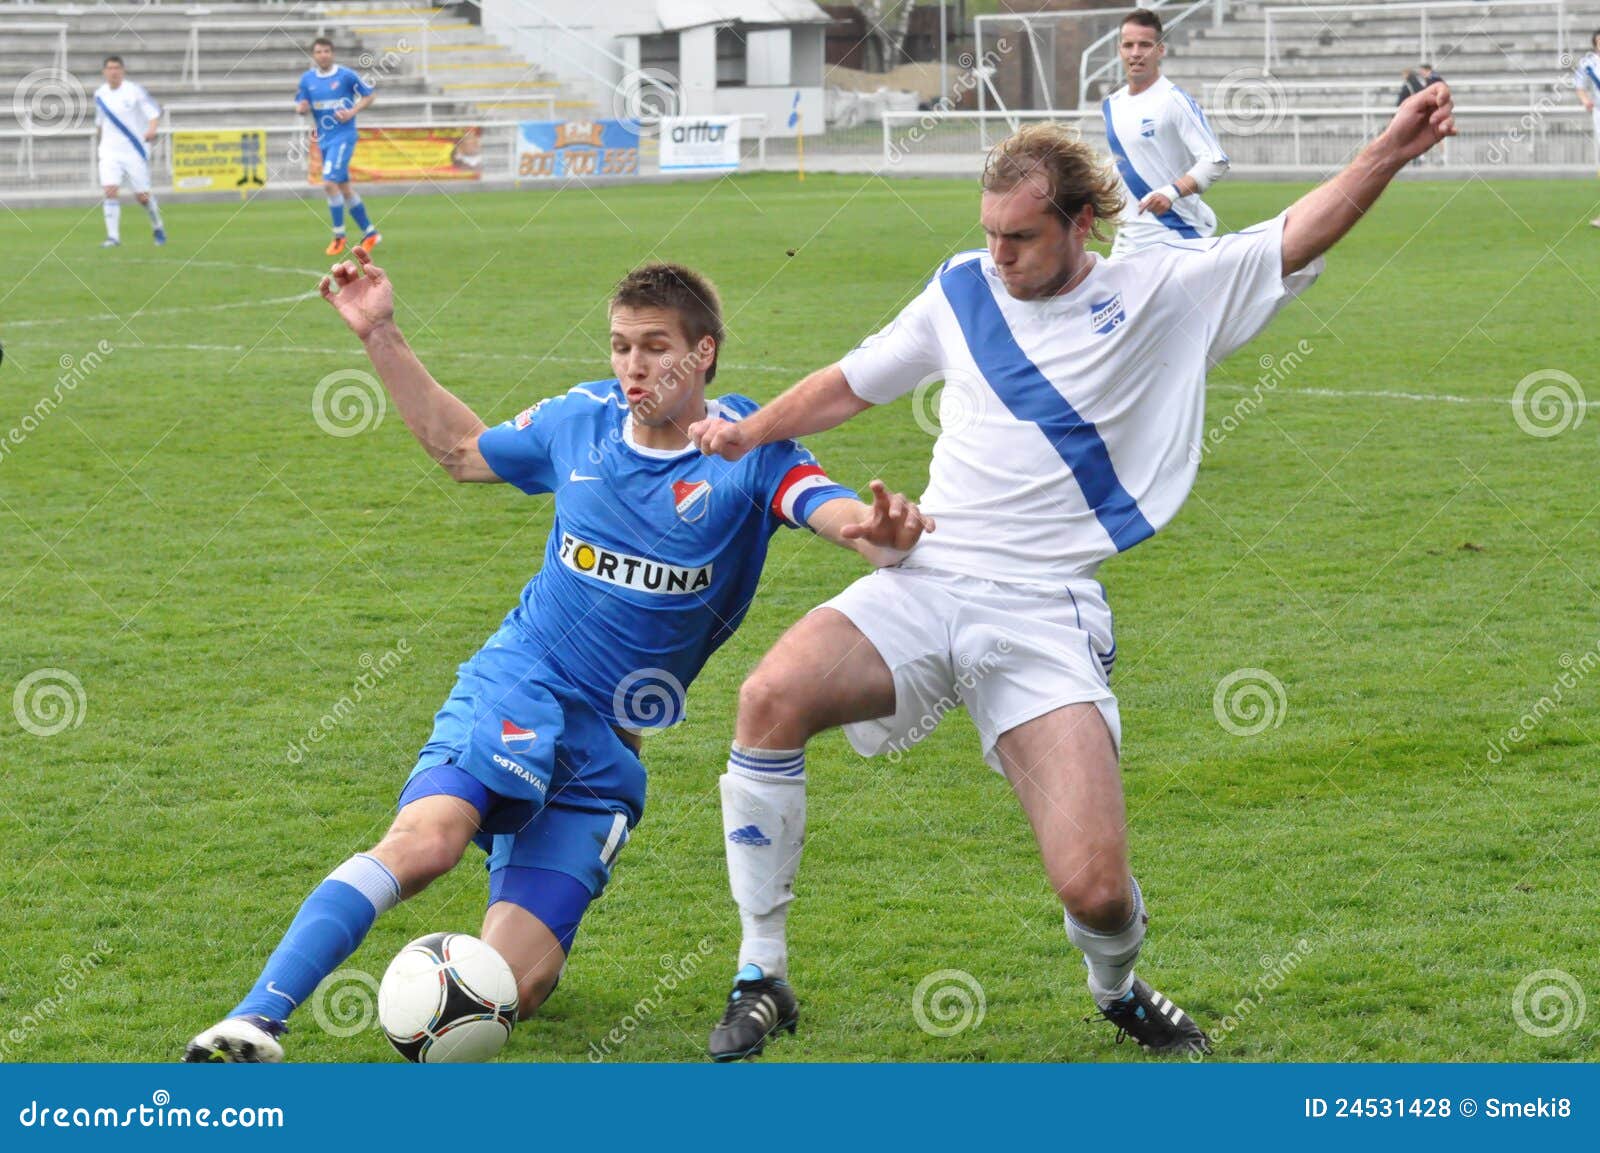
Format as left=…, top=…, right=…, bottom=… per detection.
left=296, top=38, right=380, bottom=256
left=183, top=249, right=931, bottom=1062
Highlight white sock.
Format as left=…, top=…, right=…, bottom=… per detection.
left=103, top=199, right=120, bottom=241
left=721, top=743, right=806, bottom=979
left=1064, top=876, right=1146, bottom=1006
left=143, top=195, right=162, bottom=229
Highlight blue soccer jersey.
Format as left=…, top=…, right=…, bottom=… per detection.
left=477, top=381, right=855, bottom=730
left=295, top=65, right=371, bottom=144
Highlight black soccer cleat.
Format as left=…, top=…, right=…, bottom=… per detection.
left=182, top=1014, right=287, bottom=1063
left=1092, top=978, right=1211, bottom=1055
left=708, top=965, right=799, bottom=1062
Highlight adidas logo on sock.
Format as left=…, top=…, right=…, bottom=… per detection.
left=727, top=824, right=772, bottom=846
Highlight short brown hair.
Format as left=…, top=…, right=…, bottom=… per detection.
left=982, top=123, right=1125, bottom=242
left=610, top=262, right=725, bottom=384
left=311, top=37, right=334, bottom=51
left=1121, top=8, right=1163, bottom=38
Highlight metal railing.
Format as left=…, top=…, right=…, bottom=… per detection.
left=1078, top=0, right=1229, bottom=105
left=2, top=112, right=775, bottom=196
left=972, top=1, right=1227, bottom=119
left=1263, top=0, right=1570, bottom=74
left=881, top=102, right=1598, bottom=173
left=157, top=93, right=558, bottom=127
left=176, top=17, right=447, bottom=89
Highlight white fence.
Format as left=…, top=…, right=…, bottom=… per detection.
left=881, top=104, right=1598, bottom=175
left=2, top=114, right=773, bottom=198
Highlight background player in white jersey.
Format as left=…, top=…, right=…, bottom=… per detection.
left=1102, top=9, right=1228, bottom=257
left=94, top=56, right=166, bottom=248
left=1573, top=30, right=1600, bottom=227
left=690, top=84, right=1457, bottom=1060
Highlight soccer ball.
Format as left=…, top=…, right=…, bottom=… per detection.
left=377, top=932, right=519, bottom=1062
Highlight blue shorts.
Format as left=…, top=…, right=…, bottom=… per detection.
left=319, top=133, right=356, bottom=183
left=398, top=622, right=645, bottom=948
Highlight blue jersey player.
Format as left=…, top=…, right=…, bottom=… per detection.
left=183, top=248, right=932, bottom=1062
left=296, top=37, right=380, bottom=256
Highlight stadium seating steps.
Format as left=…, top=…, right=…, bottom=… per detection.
left=3, top=1, right=590, bottom=125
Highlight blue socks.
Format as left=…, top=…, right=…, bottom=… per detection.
left=347, top=193, right=374, bottom=235
left=327, top=193, right=345, bottom=234
left=231, top=853, right=400, bottom=1023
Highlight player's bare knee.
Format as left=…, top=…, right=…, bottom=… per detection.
left=371, top=824, right=463, bottom=893
left=736, top=667, right=810, bottom=743
left=513, top=966, right=561, bottom=1019
left=1060, top=876, right=1134, bottom=932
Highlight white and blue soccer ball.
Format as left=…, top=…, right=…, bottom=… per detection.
left=377, top=932, right=519, bottom=1063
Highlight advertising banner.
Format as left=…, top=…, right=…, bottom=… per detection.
left=307, top=127, right=482, bottom=183
left=515, top=120, right=641, bottom=179
left=171, top=130, right=268, bottom=191
left=658, top=116, right=741, bottom=172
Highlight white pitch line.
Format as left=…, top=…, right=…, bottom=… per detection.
left=3, top=292, right=320, bottom=329
left=59, top=257, right=327, bottom=278
left=3, top=332, right=1589, bottom=413
left=5, top=337, right=1587, bottom=411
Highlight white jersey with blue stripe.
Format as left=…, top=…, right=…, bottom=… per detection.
left=1102, top=75, right=1227, bottom=252
left=838, top=213, right=1321, bottom=583
left=1576, top=53, right=1600, bottom=101
left=94, top=80, right=159, bottom=160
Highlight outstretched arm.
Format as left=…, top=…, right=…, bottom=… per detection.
left=808, top=479, right=934, bottom=568
left=1281, top=83, right=1455, bottom=276
left=319, top=247, right=498, bottom=483
left=689, top=364, right=870, bottom=462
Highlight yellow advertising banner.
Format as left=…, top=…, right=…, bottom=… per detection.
left=307, top=127, right=483, bottom=183
left=171, top=130, right=268, bottom=193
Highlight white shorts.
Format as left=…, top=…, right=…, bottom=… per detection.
left=821, top=566, right=1121, bottom=773
left=1110, top=199, right=1217, bottom=258
left=99, top=151, right=150, bottom=193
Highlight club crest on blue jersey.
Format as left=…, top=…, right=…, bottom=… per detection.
left=672, top=478, right=713, bottom=522
left=1090, top=294, right=1126, bottom=336
left=500, top=719, right=538, bottom=750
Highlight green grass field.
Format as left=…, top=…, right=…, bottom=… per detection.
left=1, top=174, right=1597, bottom=1063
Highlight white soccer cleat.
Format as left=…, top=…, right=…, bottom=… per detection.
left=182, top=1015, right=286, bottom=1063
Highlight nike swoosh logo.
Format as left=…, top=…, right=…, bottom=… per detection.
left=266, top=981, right=299, bottom=1008
left=569, top=469, right=600, bottom=482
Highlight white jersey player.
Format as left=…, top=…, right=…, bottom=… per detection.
left=1574, top=31, right=1600, bottom=228
left=1102, top=9, right=1229, bottom=257
left=690, top=86, right=1458, bottom=1061
left=94, top=56, right=165, bottom=248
